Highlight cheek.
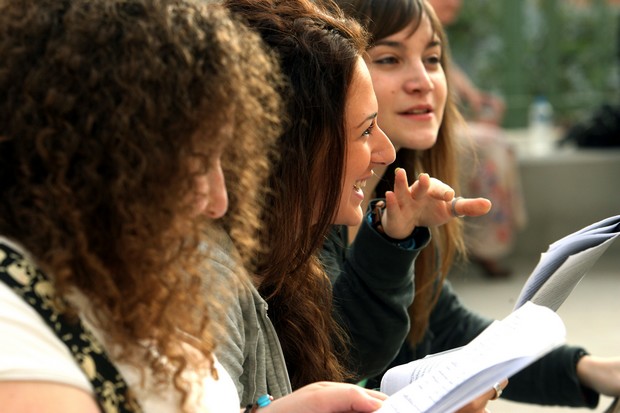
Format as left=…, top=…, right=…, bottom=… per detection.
left=370, top=73, right=394, bottom=104
left=345, top=144, right=369, bottom=181
left=434, top=75, right=448, bottom=115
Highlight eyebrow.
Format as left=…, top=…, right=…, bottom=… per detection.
left=372, top=38, right=442, bottom=51
left=356, top=112, right=378, bottom=128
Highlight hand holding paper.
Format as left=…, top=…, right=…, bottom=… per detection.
left=377, top=302, right=565, bottom=413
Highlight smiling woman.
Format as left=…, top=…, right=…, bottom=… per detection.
left=336, top=56, right=395, bottom=226
left=217, top=0, right=393, bottom=404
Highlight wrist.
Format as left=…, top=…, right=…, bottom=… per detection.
left=244, top=394, right=273, bottom=413
left=370, top=200, right=386, bottom=234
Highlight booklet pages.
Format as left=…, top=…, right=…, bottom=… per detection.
left=377, top=215, right=619, bottom=413
left=378, top=302, right=565, bottom=413
left=514, top=215, right=620, bottom=311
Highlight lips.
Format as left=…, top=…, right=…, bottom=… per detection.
left=401, top=108, right=431, bottom=115
left=399, top=105, right=432, bottom=115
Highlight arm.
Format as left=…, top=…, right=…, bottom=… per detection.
left=211, top=240, right=292, bottom=406
left=322, top=215, right=430, bottom=380
left=0, top=283, right=98, bottom=412
left=211, top=262, right=251, bottom=403
left=577, top=356, right=620, bottom=398
left=501, top=346, right=598, bottom=407
left=0, top=382, right=100, bottom=413
left=325, top=172, right=490, bottom=379
left=427, top=282, right=600, bottom=407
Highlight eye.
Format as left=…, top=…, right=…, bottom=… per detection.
left=373, top=55, right=399, bottom=65
left=362, top=118, right=376, bottom=137
left=424, top=53, right=443, bottom=68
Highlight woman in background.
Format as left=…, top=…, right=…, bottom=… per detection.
left=428, top=0, right=527, bottom=279
left=331, top=0, right=620, bottom=410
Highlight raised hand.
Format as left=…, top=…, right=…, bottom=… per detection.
left=380, top=169, right=491, bottom=240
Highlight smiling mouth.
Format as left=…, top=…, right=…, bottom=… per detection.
left=353, top=180, right=367, bottom=192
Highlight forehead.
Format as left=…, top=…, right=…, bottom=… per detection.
left=401, top=14, right=437, bottom=44
left=370, top=14, right=439, bottom=54
left=345, top=58, right=376, bottom=121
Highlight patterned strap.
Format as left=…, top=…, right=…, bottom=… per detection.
left=0, top=242, right=142, bottom=413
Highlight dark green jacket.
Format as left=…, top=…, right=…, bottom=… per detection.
left=367, top=281, right=598, bottom=407
left=320, top=202, right=431, bottom=379
left=321, top=204, right=599, bottom=408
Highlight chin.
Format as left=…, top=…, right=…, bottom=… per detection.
left=334, top=209, right=363, bottom=227
left=399, top=136, right=437, bottom=151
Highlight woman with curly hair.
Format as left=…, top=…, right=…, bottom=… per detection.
left=0, top=0, right=388, bottom=412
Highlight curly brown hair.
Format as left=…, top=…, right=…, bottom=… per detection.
left=224, top=0, right=368, bottom=388
left=0, top=0, right=282, bottom=409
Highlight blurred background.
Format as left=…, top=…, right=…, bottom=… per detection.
left=446, top=2, right=620, bottom=411
left=446, top=0, right=620, bottom=129
left=438, top=0, right=620, bottom=261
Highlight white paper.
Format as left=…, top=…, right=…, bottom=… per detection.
left=514, top=215, right=620, bottom=311
left=378, top=302, right=565, bottom=413
left=377, top=215, right=620, bottom=413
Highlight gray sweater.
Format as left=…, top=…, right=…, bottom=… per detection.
left=213, top=202, right=431, bottom=405
left=211, top=241, right=291, bottom=407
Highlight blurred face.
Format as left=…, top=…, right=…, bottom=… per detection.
left=334, top=57, right=395, bottom=226
left=194, top=153, right=228, bottom=219
left=365, top=14, right=447, bottom=151
left=426, top=0, right=463, bottom=26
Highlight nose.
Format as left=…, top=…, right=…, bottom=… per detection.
left=403, top=62, right=433, bottom=94
left=205, top=160, right=228, bottom=219
left=371, top=124, right=396, bottom=166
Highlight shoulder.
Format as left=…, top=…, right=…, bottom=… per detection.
left=0, top=282, right=93, bottom=393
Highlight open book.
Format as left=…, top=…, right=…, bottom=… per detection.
left=377, top=302, right=565, bottom=413
left=378, top=215, right=620, bottom=413
left=514, top=215, right=620, bottom=311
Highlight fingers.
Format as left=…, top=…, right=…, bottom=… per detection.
left=394, top=170, right=454, bottom=204
left=411, top=173, right=453, bottom=202
left=485, top=379, right=509, bottom=402
left=393, top=168, right=411, bottom=198
left=409, top=171, right=429, bottom=200
left=451, top=197, right=492, bottom=218
left=347, top=387, right=387, bottom=412
left=394, top=168, right=429, bottom=206
left=454, top=380, right=508, bottom=413
left=266, top=382, right=386, bottom=413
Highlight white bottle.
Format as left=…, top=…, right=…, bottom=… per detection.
left=528, top=96, right=554, bottom=156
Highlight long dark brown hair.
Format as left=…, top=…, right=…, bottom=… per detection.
left=224, top=0, right=368, bottom=388
left=335, top=0, right=467, bottom=344
left=0, top=0, right=282, bottom=409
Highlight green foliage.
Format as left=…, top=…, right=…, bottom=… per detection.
left=445, top=0, right=620, bottom=127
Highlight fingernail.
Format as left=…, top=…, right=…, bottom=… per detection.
left=371, top=399, right=384, bottom=409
